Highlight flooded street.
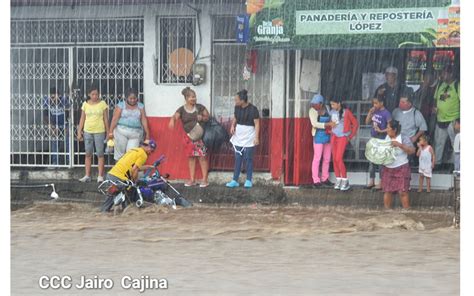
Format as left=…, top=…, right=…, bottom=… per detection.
left=11, top=202, right=459, bottom=295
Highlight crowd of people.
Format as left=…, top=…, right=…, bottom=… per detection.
left=43, top=63, right=460, bottom=209
left=44, top=84, right=260, bottom=189
left=309, top=64, right=460, bottom=209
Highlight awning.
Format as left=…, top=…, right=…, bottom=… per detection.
left=247, top=0, right=459, bottom=49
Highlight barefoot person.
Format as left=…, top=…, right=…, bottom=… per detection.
left=417, top=135, right=435, bottom=192
left=382, top=120, right=416, bottom=209
left=168, top=87, right=210, bottom=188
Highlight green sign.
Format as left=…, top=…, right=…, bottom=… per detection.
left=247, top=0, right=459, bottom=49
left=296, top=8, right=441, bottom=35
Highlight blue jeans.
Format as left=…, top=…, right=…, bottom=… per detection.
left=51, top=126, right=70, bottom=165
left=233, top=146, right=255, bottom=182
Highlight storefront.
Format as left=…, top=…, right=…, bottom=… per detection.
left=245, top=0, right=460, bottom=185
left=10, top=0, right=460, bottom=188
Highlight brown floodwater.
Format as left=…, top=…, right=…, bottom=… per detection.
left=11, top=202, right=459, bottom=295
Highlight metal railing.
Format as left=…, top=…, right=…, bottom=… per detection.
left=158, top=17, right=195, bottom=84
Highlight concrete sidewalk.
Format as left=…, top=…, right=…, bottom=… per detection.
left=11, top=179, right=455, bottom=210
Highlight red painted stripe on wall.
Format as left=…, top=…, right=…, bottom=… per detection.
left=146, top=117, right=200, bottom=180
left=284, top=118, right=314, bottom=185
left=146, top=117, right=286, bottom=182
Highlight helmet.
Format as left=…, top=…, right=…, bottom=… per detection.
left=142, top=139, right=157, bottom=151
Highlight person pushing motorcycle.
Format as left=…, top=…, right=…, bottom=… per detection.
left=106, top=139, right=157, bottom=184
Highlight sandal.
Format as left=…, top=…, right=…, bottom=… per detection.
left=199, top=183, right=209, bottom=188
left=365, top=184, right=375, bottom=189
left=184, top=181, right=197, bottom=187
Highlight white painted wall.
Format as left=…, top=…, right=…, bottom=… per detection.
left=11, top=3, right=244, bottom=117
left=270, top=50, right=285, bottom=119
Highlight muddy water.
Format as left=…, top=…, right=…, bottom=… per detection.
left=11, top=202, right=459, bottom=295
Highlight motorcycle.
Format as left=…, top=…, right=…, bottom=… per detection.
left=99, top=155, right=192, bottom=212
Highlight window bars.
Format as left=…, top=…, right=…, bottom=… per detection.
left=159, top=17, right=196, bottom=84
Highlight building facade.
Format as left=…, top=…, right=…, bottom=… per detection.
left=10, top=0, right=458, bottom=188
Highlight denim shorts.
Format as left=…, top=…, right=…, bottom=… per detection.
left=84, top=132, right=105, bottom=157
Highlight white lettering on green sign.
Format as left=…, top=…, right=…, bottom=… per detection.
left=296, top=7, right=442, bottom=35
left=257, top=21, right=284, bottom=36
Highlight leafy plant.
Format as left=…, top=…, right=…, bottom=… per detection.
left=398, top=28, right=437, bottom=48
left=249, top=0, right=285, bottom=28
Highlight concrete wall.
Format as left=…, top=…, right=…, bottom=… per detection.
left=11, top=2, right=288, bottom=181
left=11, top=3, right=244, bottom=117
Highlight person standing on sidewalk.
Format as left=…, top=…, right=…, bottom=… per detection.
left=374, top=66, right=411, bottom=113
left=109, top=88, right=150, bottom=161
left=168, top=87, right=210, bottom=188
left=417, top=134, right=435, bottom=193
left=392, top=91, right=427, bottom=144
left=226, top=89, right=260, bottom=189
left=413, top=71, right=437, bottom=139
left=433, top=64, right=460, bottom=166
left=77, top=85, right=109, bottom=183
left=453, top=118, right=460, bottom=175
left=329, top=97, right=359, bottom=191
left=309, top=94, right=335, bottom=188
left=365, top=96, right=391, bottom=189
left=43, top=87, right=70, bottom=166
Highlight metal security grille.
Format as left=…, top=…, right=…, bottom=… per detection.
left=11, top=18, right=144, bottom=45
left=72, top=46, right=144, bottom=167
left=10, top=18, right=144, bottom=168
left=159, top=17, right=195, bottom=83
left=210, top=16, right=272, bottom=171
left=11, top=47, right=72, bottom=167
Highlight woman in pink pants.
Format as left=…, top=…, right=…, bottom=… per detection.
left=309, top=94, right=336, bottom=188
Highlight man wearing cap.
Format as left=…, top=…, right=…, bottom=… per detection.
left=392, top=90, right=428, bottom=144
left=309, top=94, right=336, bottom=187
left=374, top=66, right=412, bottom=113
left=433, top=64, right=460, bottom=165
left=106, top=139, right=157, bottom=183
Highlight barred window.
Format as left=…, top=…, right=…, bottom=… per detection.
left=159, top=17, right=196, bottom=84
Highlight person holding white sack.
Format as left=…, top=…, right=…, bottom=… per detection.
left=226, top=89, right=260, bottom=189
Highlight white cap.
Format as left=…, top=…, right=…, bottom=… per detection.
left=385, top=66, right=398, bottom=75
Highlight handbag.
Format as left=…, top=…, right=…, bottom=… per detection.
left=202, top=117, right=230, bottom=151
left=365, top=138, right=397, bottom=165
left=187, top=122, right=204, bottom=141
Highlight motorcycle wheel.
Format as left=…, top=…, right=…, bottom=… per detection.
left=101, top=196, right=115, bottom=212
